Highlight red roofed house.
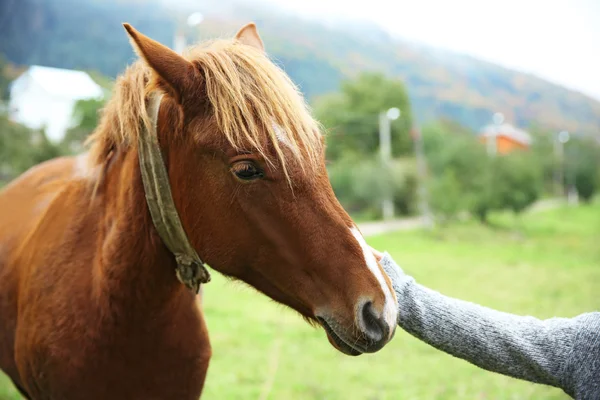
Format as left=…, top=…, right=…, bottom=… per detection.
left=478, top=122, right=532, bottom=154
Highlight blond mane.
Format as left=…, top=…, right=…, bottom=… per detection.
left=87, top=37, right=323, bottom=180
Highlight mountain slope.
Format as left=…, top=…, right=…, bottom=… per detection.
left=1, top=0, right=599, bottom=134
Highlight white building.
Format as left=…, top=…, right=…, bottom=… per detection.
left=8, top=65, right=104, bottom=143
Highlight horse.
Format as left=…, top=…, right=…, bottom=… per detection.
left=0, top=22, right=398, bottom=399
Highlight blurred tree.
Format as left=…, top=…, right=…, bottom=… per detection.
left=458, top=144, right=494, bottom=224
left=63, top=98, right=105, bottom=152
left=31, top=132, right=67, bottom=165
left=565, top=137, right=600, bottom=202
left=315, top=72, right=413, bottom=161
left=421, top=119, right=475, bottom=158
left=392, top=160, right=418, bottom=216
left=428, top=169, right=463, bottom=224
left=422, top=120, right=542, bottom=223
left=0, top=114, right=36, bottom=178
left=490, top=152, right=542, bottom=215
left=0, top=54, right=11, bottom=101
left=86, top=71, right=114, bottom=91
left=327, top=153, right=417, bottom=218
left=574, top=167, right=597, bottom=202
left=528, top=125, right=557, bottom=195
left=0, top=114, right=66, bottom=185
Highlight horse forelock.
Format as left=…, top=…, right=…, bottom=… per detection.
left=86, top=38, right=324, bottom=184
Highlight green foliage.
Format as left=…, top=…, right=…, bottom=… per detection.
left=490, top=152, right=542, bottom=214
left=528, top=126, right=557, bottom=194
left=0, top=63, right=109, bottom=186
left=315, top=72, right=413, bottom=161
left=86, top=71, right=114, bottom=91
left=0, top=114, right=66, bottom=184
left=565, top=137, right=600, bottom=202
left=424, top=121, right=489, bottom=222
left=0, top=54, right=12, bottom=101
left=328, top=154, right=417, bottom=218
left=392, top=161, right=418, bottom=216
left=63, top=98, right=105, bottom=151
left=316, top=72, right=417, bottom=218
left=423, top=121, right=542, bottom=223
left=327, top=116, right=545, bottom=223
left=429, top=169, right=463, bottom=223
left=574, top=170, right=596, bottom=202
left=0, top=115, right=37, bottom=177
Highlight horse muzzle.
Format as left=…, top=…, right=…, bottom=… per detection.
left=317, top=302, right=396, bottom=356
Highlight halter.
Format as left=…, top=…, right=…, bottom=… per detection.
left=137, top=92, right=211, bottom=292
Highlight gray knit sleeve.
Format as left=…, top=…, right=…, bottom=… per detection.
left=380, top=253, right=600, bottom=399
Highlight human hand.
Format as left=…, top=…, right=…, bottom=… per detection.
left=369, top=246, right=404, bottom=295
left=369, top=245, right=384, bottom=262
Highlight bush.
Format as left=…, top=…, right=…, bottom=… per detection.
left=423, top=122, right=496, bottom=222
left=0, top=114, right=67, bottom=182
left=328, top=154, right=418, bottom=218
left=574, top=167, right=597, bottom=202
left=327, top=153, right=367, bottom=213
left=392, top=163, right=418, bottom=216
left=63, top=98, right=105, bottom=152
left=429, top=169, right=463, bottom=223
left=566, top=137, right=600, bottom=203
left=423, top=121, right=542, bottom=223
left=490, top=152, right=541, bottom=214
left=528, top=126, right=558, bottom=194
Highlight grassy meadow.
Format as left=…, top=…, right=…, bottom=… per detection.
left=1, top=204, right=599, bottom=399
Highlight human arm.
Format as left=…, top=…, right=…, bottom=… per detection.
left=377, top=251, right=600, bottom=399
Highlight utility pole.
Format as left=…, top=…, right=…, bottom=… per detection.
left=379, top=108, right=400, bottom=220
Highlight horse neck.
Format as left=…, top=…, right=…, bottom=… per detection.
left=93, top=147, right=187, bottom=310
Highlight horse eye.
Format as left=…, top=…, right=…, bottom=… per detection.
left=232, top=161, right=264, bottom=181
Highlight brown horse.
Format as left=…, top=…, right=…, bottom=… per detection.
left=0, top=23, right=397, bottom=399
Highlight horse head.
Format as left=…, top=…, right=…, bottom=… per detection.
left=120, top=22, right=397, bottom=355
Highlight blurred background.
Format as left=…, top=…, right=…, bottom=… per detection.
left=0, top=0, right=599, bottom=398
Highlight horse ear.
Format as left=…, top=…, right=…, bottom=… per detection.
left=123, top=23, right=194, bottom=96
left=235, top=23, right=265, bottom=52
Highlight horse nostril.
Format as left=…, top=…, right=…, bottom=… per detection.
left=360, top=301, right=388, bottom=344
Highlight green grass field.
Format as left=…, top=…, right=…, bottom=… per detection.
left=1, top=204, right=599, bottom=399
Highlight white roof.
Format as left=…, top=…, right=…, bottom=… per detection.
left=21, top=65, right=104, bottom=100
left=480, top=123, right=532, bottom=145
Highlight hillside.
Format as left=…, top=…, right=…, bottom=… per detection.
left=2, top=0, right=599, bottom=134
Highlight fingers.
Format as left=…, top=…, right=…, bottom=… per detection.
left=369, top=245, right=383, bottom=261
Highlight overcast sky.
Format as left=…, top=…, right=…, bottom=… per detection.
left=261, top=0, right=600, bottom=100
